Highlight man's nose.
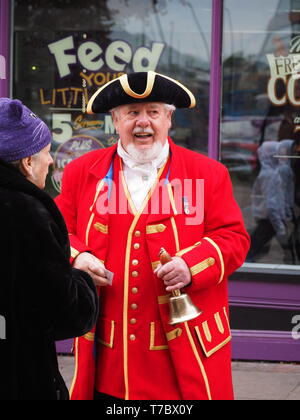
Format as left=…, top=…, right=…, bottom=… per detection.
left=136, top=112, right=150, bottom=128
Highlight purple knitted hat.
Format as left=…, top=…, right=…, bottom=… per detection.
left=0, top=98, right=52, bottom=162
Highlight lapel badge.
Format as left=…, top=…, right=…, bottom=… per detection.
left=183, top=196, right=190, bottom=215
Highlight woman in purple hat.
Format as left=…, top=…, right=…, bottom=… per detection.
left=0, top=98, right=99, bottom=400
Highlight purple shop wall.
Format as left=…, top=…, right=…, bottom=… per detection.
left=56, top=339, right=73, bottom=354
left=208, top=0, right=223, bottom=160
left=0, top=0, right=10, bottom=98
left=230, top=279, right=300, bottom=361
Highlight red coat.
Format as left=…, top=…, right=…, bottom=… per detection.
left=55, top=139, right=250, bottom=400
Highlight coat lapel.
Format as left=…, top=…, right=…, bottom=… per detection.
left=146, top=138, right=188, bottom=226
left=89, top=143, right=118, bottom=180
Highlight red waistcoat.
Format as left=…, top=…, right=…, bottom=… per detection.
left=95, top=155, right=181, bottom=399
left=55, top=139, right=250, bottom=400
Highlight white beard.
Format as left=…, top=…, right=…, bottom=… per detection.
left=126, top=141, right=164, bottom=164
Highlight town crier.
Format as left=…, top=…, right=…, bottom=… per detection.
left=55, top=71, right=250, bottom=400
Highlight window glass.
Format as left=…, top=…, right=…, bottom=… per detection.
left=13, top=0, right=211, bottom=197
left=222, top=0, right=300, bottom=265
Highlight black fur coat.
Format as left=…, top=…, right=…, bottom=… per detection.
left=0, top=159, right=98, bottom=400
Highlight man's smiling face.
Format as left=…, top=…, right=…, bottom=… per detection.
left=112, top=102, right=173, bottom=153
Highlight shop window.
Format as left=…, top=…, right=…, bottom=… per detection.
left=222, top=0, right=300, bottom=266
left=13, top=0, right=211, bottom=197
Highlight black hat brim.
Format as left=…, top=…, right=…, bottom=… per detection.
left=87, top=71, right=196, bottom=114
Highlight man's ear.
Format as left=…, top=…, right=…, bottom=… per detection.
left=111, top=111, right=119, bottom=134
left=167, top=110, right=173, bottom=130
left=19, top=156, right=33, bottom=178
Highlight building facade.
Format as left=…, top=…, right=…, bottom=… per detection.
left=0, top=0, right=300, bottom=361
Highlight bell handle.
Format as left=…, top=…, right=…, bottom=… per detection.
left=159, top=248, right=182, bottom=297
left=159, top=247, right=172, bottom=264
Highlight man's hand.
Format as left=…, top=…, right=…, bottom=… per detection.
left=155, top=257, right=192, bottom=292
left=73, top=252, right=109, bottom=287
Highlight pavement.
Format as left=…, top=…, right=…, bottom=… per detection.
left=58, top=356, right=300, bottom=400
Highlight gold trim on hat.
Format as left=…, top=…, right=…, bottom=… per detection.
left=119, top=71, right=156, bottom=99
left=87, top=78, right=119, bottom=114
left=87, top=71, right=196, bottom=114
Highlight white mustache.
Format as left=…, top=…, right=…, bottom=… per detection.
left=133, top=127, right=154, bottom=135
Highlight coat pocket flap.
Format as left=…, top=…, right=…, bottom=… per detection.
left=97, top=317, right=115, bottom=349
left=149, top=321, right=169, bottom=350
left=194, top=307, right=231, bottom=357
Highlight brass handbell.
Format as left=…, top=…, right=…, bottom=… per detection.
left=159, top=248, right=202, bottom=325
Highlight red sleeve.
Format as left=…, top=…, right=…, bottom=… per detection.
left=178, top=164, right=250, bottom=291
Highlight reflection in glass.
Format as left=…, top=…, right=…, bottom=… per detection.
left=222, top=0, right=300, bottom=265
left=13, top=0, right=212, bottom=197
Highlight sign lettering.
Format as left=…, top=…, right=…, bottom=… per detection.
left=266, top=36, right=300, bottom=130
left=45, top=34, right=165, bottom=194
left=48, top=36, right=165, bottom=78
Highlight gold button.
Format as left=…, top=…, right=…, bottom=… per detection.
left=133, top=243, right=140, bottom=250
left=132, top=287, right=138, bottom=294
left=135, top=231, right=141, bottom=237
left=131, top=303, right=138, bottom=310
left=132, top=271, right=139, bottom=277
left=130, top=318, right=137, bottom=325
left=130, top=334, right=136, bottom=341
left=132, top=259, right=139, bottom=266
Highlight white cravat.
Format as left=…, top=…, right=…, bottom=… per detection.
left=117, top=140, right=170, bottom=211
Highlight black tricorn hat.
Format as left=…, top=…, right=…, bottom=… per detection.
left=87, top=71, right=196, bottom=114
